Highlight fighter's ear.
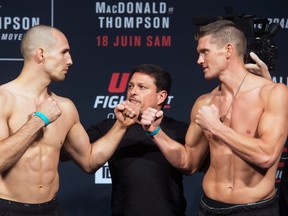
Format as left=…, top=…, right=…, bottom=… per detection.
left=35, top=47, right=45, bottom=63
left=225, top=43, right=233, bottom=59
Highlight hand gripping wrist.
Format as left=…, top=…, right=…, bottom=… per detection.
left=32, top=111, right=50, bottom=127
left=145, top=126, right=161, bottom=137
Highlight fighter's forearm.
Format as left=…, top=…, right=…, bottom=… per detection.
left=89, top=120, right=128, bottom=172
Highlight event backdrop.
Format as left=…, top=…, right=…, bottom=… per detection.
left=0, top=0, right=287, bottom=215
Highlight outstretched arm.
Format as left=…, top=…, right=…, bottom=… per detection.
left=63, top=100, right=139, bottom=173
left=141, top=96, right=210, bottom=175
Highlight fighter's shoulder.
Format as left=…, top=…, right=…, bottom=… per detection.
left=0, top=84, right=17, bottom=105
left=194, top=88, right=218, bottom=107
left=260, top=79, right=288, bottom=96
left=50, top=93, right=77, bottom=111
left=256, top=78, right=288, bottom=107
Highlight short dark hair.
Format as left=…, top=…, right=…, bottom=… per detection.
left=130, top=64, right=172, bottom=96
left=195, top=20, right=247, bottom=57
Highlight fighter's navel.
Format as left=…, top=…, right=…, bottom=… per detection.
left=227, top=186, right=233, bottom=191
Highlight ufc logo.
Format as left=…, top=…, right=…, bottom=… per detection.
left=108, top=72, right=130, bottom=93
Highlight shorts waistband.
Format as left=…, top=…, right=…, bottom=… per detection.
left=0, top=197, right=59, bottom=213
left=0, top=197, right=57, bottom=206
left=201, top=193, right=277, bottom=210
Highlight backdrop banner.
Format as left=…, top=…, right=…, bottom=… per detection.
left=0, top=0, right=287, bottom=215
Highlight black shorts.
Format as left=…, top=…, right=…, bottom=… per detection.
left=0, top=197, right=64, bottom=216
left=197, top=194, right=279, bottom=216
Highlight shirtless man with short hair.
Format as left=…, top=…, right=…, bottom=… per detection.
left=0, top=25, right=138, bottom=215
left=140, top=20, right=288, bottom=215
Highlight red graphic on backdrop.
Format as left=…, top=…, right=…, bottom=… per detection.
left=108, top=72, right=130, bottom=93
left=96, top=35, right=171, bottom=47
